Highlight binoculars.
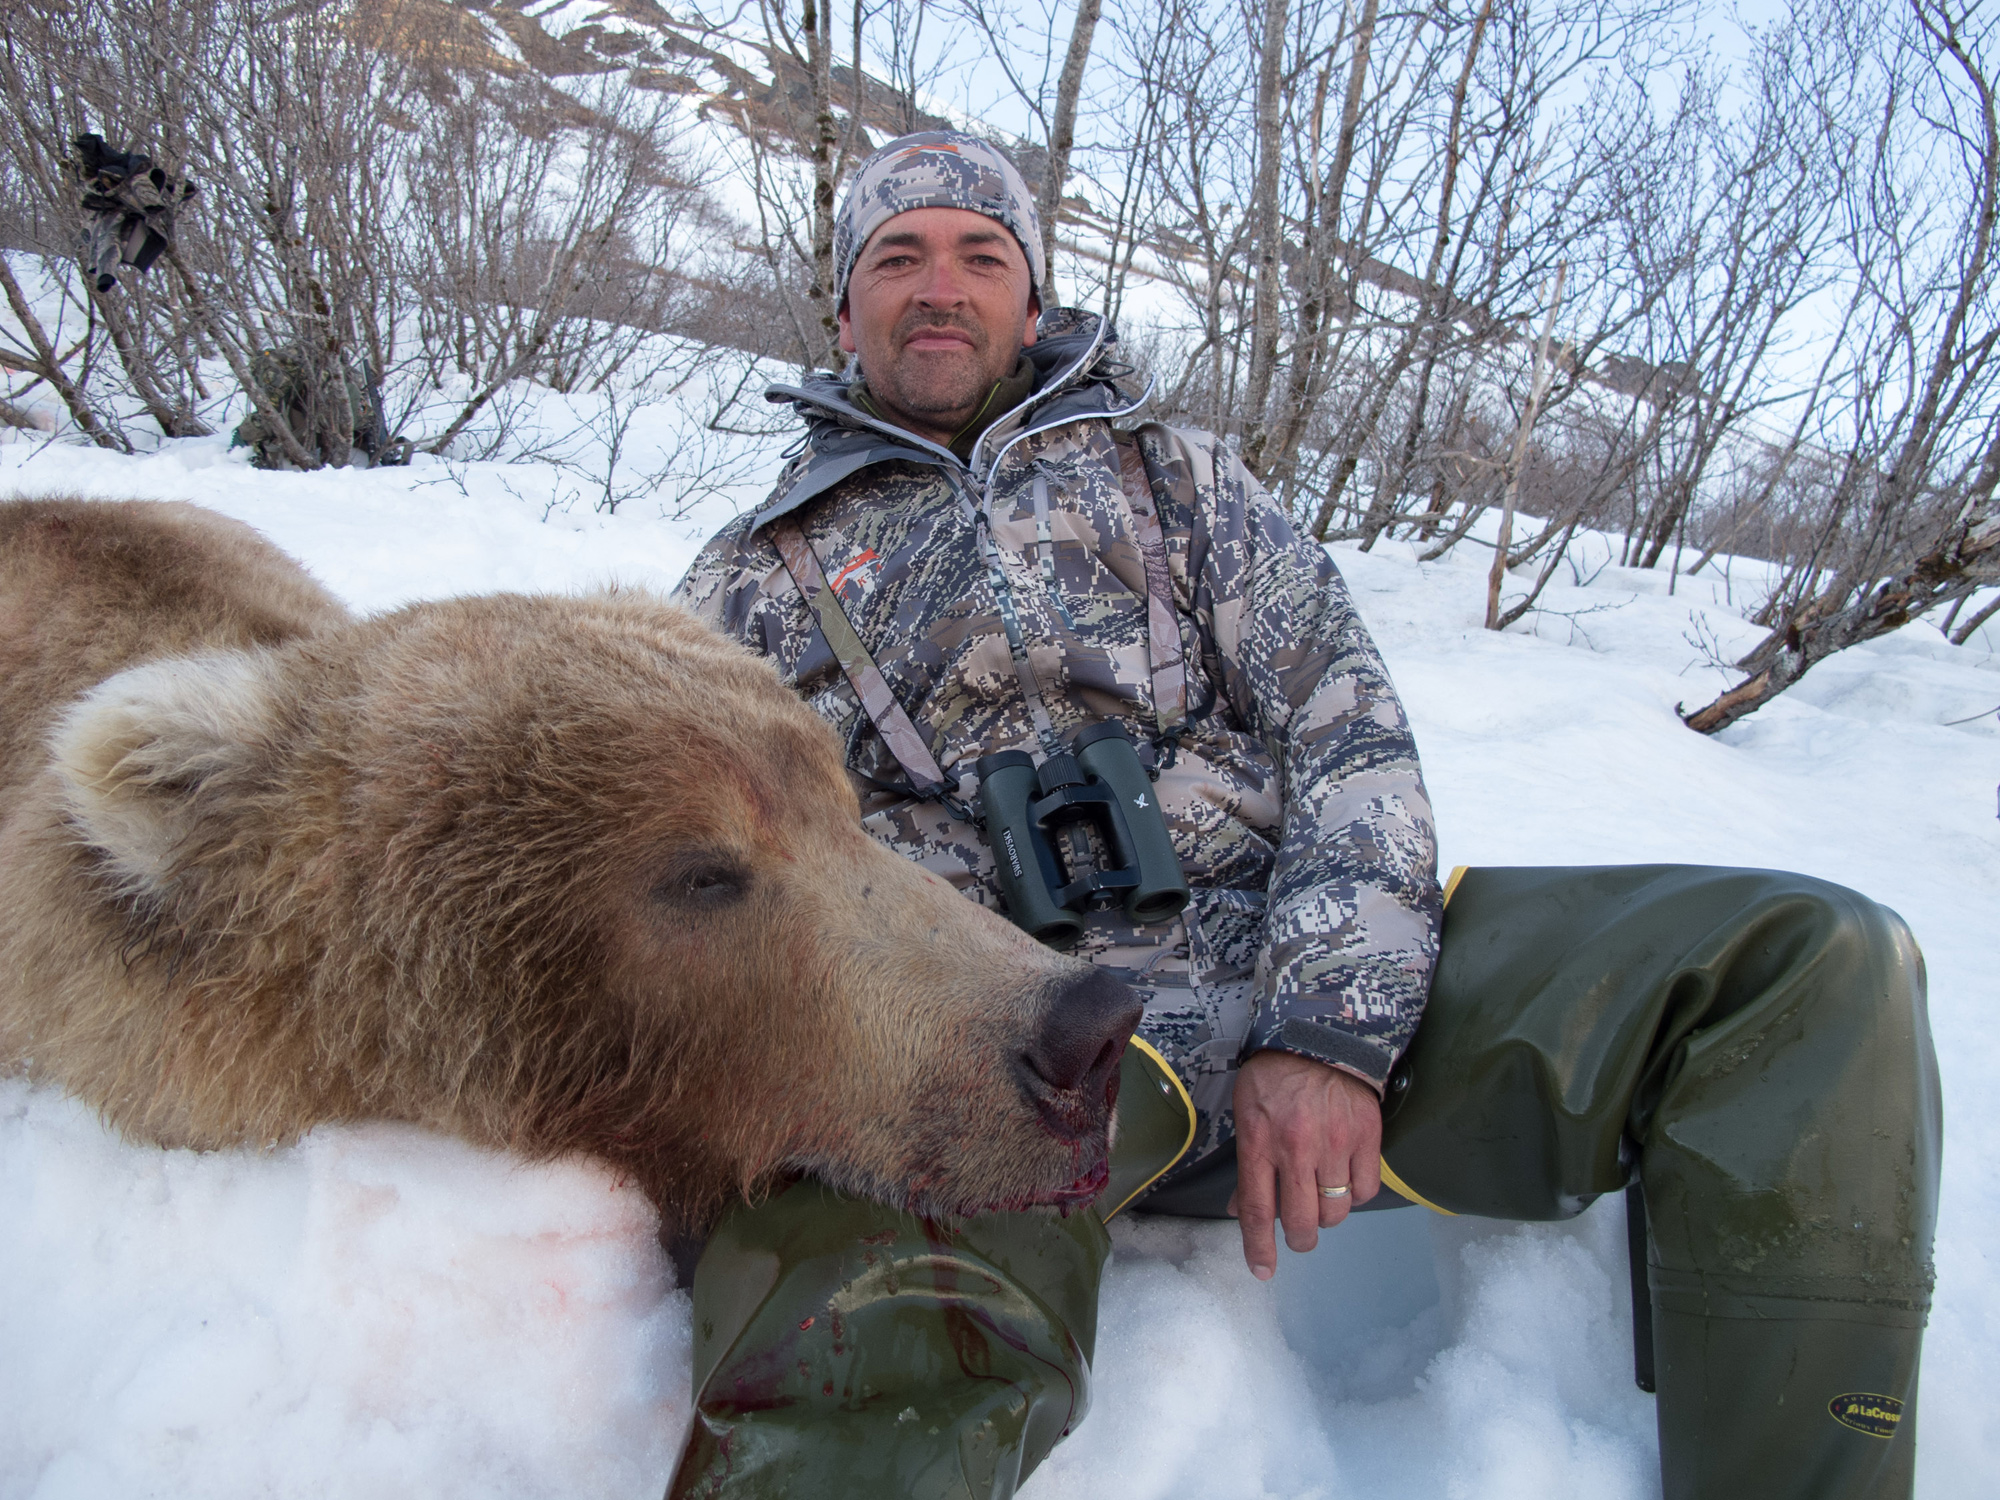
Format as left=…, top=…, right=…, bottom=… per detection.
left=975, top=722, right=1191, bottom=945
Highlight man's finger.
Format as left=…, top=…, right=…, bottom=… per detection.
left=1317, top=1160, right=1353, bottom=1229
left=1349, top=1147, right=1383, bottom=1207
left=1233, top=1147, right=1280, bottom=1281
left=1280, top=1152, right=1324, bottom=1252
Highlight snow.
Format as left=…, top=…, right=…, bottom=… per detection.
left=2, top=428, right=1996, bottom=1499
left=1, top=1098, right=686, bottom=1500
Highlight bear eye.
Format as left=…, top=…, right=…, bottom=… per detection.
left=653, top=858, right=749, bottom=910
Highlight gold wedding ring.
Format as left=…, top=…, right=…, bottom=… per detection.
left=1319, top=1184, right=1351, bottom=1198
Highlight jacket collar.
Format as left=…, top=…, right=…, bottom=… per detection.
left=752, top=309, right=1140, bottom=534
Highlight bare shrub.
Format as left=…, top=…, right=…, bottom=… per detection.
left=0, top=0, right=727, bottom=464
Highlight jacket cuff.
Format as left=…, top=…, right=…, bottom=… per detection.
left=1245, top=1015, right=1395, bottom=1092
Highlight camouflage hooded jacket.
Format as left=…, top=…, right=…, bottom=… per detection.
left=673, top=311, right=1441, bottom=1092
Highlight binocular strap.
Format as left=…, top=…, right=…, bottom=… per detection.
left=771, top=519, right=948, bottom=791
left=771, top=442, right=1190, bottom=796
left=972, top=511, right=1065, bottom=753
left=1115, top=434, right=1187, bottom=733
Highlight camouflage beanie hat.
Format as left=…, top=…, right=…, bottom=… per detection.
left=834, top=131, right=1045, bottom=307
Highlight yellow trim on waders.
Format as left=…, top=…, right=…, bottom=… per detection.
left=1105, top=868, right=1473, bottom=1221
left=1100, top=1035, right=1198, bottom=1221
left=1378, top=1158, right=1456, bottom=1215
left=1372, top=864, right=1471, bottom=1217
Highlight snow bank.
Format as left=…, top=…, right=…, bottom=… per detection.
left=0, top=1083, right=687, bottom=1500
left=2, top=434, right=1994, bottom=1498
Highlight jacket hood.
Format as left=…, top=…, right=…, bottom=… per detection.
left=753, top=309, right=1146, bottom=533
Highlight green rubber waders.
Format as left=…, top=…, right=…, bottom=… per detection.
left=1652, top=1292, right=1924, bottom=1499
left=1380, top=865, right=1940, bottom=1500
left=1096, top=1037, right=1198, bottom=1219
left=667, top=1043, right=1196, bottom=1500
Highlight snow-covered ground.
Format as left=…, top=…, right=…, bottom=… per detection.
left=2, top=427, right=1995, bottom=1499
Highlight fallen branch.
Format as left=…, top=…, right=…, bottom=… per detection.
left=0, top=396, right=51, bottom=431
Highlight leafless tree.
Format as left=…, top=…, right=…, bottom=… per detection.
left=3, top=0, right=1995, bottom=737
left=1683, top=0, right=2000, bottom=731
left=957, top=0, right=1108, bottom=308
left=0, top=0, right=715, bottom=462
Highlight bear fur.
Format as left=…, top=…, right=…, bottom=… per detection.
left=0, top=498, right=1138, bottom=1226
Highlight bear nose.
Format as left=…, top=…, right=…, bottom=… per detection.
left=1021, top=967, right=1144, bottom=1096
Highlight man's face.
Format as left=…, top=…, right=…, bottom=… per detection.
left=837, top=206, right=1039, bottom=445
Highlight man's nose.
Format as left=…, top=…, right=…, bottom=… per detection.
left=912, top=257, right=971, bottom=308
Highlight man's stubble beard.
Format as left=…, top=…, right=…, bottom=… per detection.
left=874, top=312, right=1007, bottom=421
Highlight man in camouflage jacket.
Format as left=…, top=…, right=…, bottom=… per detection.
left=674, top=130, right=1443, bottom=1277
left=668, top=132, right=1941, bottom=1500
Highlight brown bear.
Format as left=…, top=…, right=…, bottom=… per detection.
left=0, top=497, right=1140, bottom=1227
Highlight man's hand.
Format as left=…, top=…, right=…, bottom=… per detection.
left=1226, top=1050, right=1382, bottom=1279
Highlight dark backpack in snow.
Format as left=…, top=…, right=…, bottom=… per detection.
left=231, top=346, right=411, bottom=471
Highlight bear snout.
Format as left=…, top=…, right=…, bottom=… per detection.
left=1014, top=967, right=1143, bottom=1139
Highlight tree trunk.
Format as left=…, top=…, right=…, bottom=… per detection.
left=1486, top=260, right=1564, bottom=629
left=88, top=285, right=209, bottom=438
left=1240, top=0, right=1290, bottom=473
left=1494, top=516, right=1580, bottom=629
left=0, top=258, right=124, bottom=450
left=805, top=0, right=841, bottom=369
left=1267, top=0, right=1378, bottom=487
left=1354, top=0, right=1491, bottom=549
left=1036, top=0, right=1103, bottom=311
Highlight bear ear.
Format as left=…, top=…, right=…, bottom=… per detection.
left=48, top=651, right=285, bottom=897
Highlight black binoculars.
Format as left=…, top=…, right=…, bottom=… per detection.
left=974, top=721, right=1191, bottom=945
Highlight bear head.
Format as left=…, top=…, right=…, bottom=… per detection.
left=19, top=589, right=1141, bottom=1226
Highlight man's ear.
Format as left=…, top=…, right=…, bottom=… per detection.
left=837, top=301, right=857, bottom=354
left=1022, top=289, right=1041, bottom=348
left=48, top=651, right=285, bottom=898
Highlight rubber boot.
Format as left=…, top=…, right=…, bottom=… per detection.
left=1380, top=865, right=1940, bottom=1500
left=666, top=1040, right=1196, bottom=1500
left=1652, top=1297, right=1922, bottom=1498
